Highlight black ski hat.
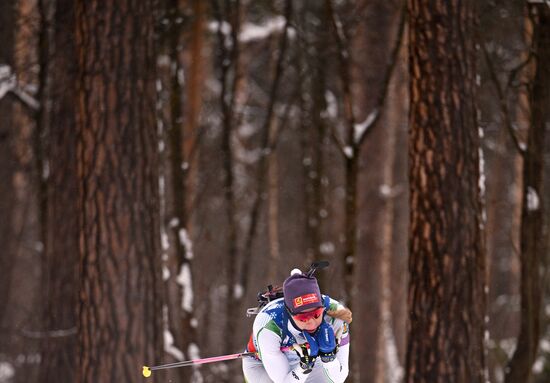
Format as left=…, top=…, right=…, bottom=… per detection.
left=283, top=271, right=323, bottom=314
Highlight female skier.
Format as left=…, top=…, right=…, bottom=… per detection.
left=242, top=269, right=352, bottom=382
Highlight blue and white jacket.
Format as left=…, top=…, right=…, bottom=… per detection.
left=246, top=295, right=350, bottom=382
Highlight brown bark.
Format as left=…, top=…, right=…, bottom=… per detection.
left=0, top=0, right=16, bottom=327
left=389, top=35, right=409, bottom=369
left=3, top=2, right=43, bottom=382
left=163, top=1, right=199, bottom=382
left=351, top=1, right=403, bottom=382
left=296, top=0, right=330, bottom=277
left=210, top=2, right=243, bottom=380
left=39, top=0, right=79, bottom=381
left=504, top=5, right=550, bottom=383
left=75, top=0, right=163, bottom=381
left=406, top=0, right=486, bottom=382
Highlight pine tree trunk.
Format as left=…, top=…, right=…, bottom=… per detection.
left=0, top=0, right=16, bottom=328
left=75, top=0, right=163, bottom=381
left=163, top=1, right=199, bottom=381
left=406, top=0, right=486, bottom=382
left=504, top=5, right=550, bottom=383
left=39, top=0, right=79, bottom=381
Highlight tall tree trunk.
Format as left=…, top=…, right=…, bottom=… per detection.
left=6, top=2, right=43, bottom=382
left=162, top=1, right=200, bottom=382
left=390, top=35, right=409, bottom=370
left=406, top=0, right=486, bottom=382
left=0, top=0, right=16, bottom=328
left=267, top=116, right=281, bottom=282
left=505, top=5, right=550, bottom=383
left=212, top=1, right=241, bottom=374
left=75, top=0, right=163, bottom=381
left=39, top=0, right=79, bottom=381
left=352, top=1, right=403, bottom=381
left=297, top=0, right=330, bottom=278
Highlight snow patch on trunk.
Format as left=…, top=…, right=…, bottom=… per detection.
left=162, top=306, right=185, bottom=361
left=382, top=310, right=403, bottom=383
left=178, top=228, right=194, bottom=259
left=176, top=264, right=194, bottom=312
left=0, top=362, right=15, bottom=382
left=526, top=186, right=540, bottom=211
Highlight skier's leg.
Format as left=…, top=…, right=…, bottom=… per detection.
left=242, top=356, right=273, bottom=383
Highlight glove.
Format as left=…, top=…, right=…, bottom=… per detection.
left=294, top=333, right=319, bottom=373
left=314, top=322, right=338, bottom=362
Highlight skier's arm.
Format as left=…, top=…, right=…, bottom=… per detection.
left=320, top=334, right=350, bottom=382
left=256, top=327, right=312, bottom=383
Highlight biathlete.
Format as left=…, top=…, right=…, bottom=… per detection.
left=242, top=269, right=352, bottom=382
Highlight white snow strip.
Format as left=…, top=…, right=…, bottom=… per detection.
left=527, top=186, right=540, bottom=211
left=319, top=242, right=335, bottom=255
left=533, top=356, right=545, bottom=374
left=178, top=228, right=194, bottom=260
left=188, top=343, right=201, bottom=360
left=177, top=68, right=185, bottom=86
left=176, top=264, right=194, bottom=312
left=0, top=65, right=16, bottom=99
left=162, top=306, right=185, bottom=361
left=209, top=17, right=288, bottom=44
left=354, top=109, right=379, bottom=143
left=233, top=284, right=244, bottom=299
left=382, top=310, right=403, bottom=383
left=238, top=123, right=258, bottom=139
left=162, top=265, right=170, bottom=281
left=159, top=175, right=165, bottom=197
left=0, top=362, right=14, bottom=380
left=499, top=338, right=516, bottom=358
left=324, top=91, right=338, bottom=118
left=479, top=132, right=487, bottom=227
left=161, top=229, right=170, bottom=250
left=343, top=146, right=354, bottom=159
left=164, top=329, right=185, bottom=361
left=0, top=65, right=39, bottom=111
left=21, top=327, right=77, bottom=338
left=519, top=141, right=527, bottom=152
left=239, top=16, right=286, bottom=43
left=208, top=20, right=232, bottom=37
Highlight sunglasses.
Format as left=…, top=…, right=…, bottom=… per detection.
left=292, top=307, right=324, bottom=322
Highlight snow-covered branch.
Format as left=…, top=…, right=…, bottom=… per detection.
left=208, top=16, right=291, bottom=44
left=354, top=109, right=379, bottom=144
left=0, top=65, right=16, bottom=99
left=239, top=16, right=287, bottom=43
left=0, top=65, right=40, bottom=112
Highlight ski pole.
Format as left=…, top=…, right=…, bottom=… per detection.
left=142, top=351, right=255, bottom=377
left=142, top=344, right=306, bottom=377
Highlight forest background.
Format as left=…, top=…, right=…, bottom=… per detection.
left=0, top=0, right=549, bottom=383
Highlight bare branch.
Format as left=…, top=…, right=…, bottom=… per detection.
left=356, top=1, right=407, bottom=147
left=325, top=0, right=355, bottom=156
left=480, top=42, right=525, bottom=155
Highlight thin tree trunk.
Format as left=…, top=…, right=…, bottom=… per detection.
left=0, top=0, right=16, bottom=328
left=163, top=1, right=199, bottom=381
left=75, top=0, right=163, bottom=381
left=504, top=5, right=550, bottom=383
left=39, top=0, right=79, bottom=381
left=267, top=116, right=280, bottom=282
left=389, top=33, right=409, bottom=369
